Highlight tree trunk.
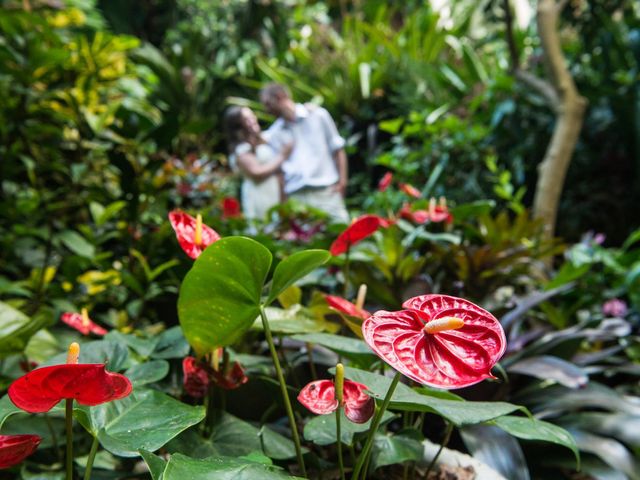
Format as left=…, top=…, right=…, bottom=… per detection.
left=531, top=0, right=587, bottom=240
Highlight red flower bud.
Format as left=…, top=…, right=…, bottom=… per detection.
left=298, top=379, right=374, bottom=423
left=0, top=434, right=41, bottom=469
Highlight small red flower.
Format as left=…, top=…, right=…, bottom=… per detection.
left=222, top=197, right=242, bottom=219
left=329, top=215, right=392, bottom=256
left=362, top=294, right=506, bottom=389
left=378, top=172, right=393, bottom=192
left=8, top=364, right=132, bottom=413
left=61, top=309, right=107, bottom=336
left=326, top=295, right=370, bottom=320
left=212, top=362, right=248, bottom=390
left=182, top=356, right=210, bottom=398
left=298, top=379, right=374, bottom=423
left=0, top=434, right=41, bottom=469
left=398, top=203, right=430, bottom=224
left=428, top=198, right=453, bottom=224
left=168, top=210, right=221, bottom=259
left=399, top=183, right=421, bottom=198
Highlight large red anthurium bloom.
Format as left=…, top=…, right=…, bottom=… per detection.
left=168, top=210, right=221, bottom=259
left=298, top=379, right=374, bottom=424
left=362, top=294, right=506, bottom=389
left=330, top=214, right=392, bottom=256
left=61, top=309, right=107, bottom=336
left=0, top=434, right=41, bottom=469
left=8, top=364, right=132, bottom=413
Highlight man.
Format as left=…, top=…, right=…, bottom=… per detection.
left=260, top=83, right=350, bottom=223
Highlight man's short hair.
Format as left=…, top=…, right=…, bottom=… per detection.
left=260, top=83, right=291, bottom=101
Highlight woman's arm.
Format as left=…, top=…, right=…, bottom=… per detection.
left=237, top=143, right=293, bottom=182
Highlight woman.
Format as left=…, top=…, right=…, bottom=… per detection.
left=224, top=106, right=293, bottom=220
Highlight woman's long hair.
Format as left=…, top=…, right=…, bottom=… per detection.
left=223, top=106, right=248, bottom=153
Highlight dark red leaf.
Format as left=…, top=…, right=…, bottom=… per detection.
left=8, top=364, right=132, bottom=413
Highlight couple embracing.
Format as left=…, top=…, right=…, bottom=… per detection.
left=224, top=83, right=349, bottom=225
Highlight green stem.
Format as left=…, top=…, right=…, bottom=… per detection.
left=343, top=247, right=351, bottom=298
left=425, top=422, right=454, bottom=478
left=259, top=305, right=306, bottom=477
left=44, top=412, right=62, bottom=462
left=351, top=372, right=401, bottom=480
left=336, top=408, right=345, bottom=480
left=65, top=399, right=74, bottom=480
left=83, top=436, right=99, bottom=480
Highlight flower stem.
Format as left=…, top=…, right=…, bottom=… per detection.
left=259, top=305, right=306, bottom=477
left=336, top=408, right=346, bottom=480
left=425, top=422, right=454, bottom=477
left=351, top=371, right=401, bottom=480
left=65, top=399, right=74, bottom=480
left=83, top=435, right=99, bottom=480
left=343, top=247, right=351, bottom=298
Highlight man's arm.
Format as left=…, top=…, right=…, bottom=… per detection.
left=333, top=148, right=348, bottom=198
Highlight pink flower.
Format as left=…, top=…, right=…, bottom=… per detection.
left=399, top=183, right=421, bottom=198
left=363, top=294, right=506, bottom=389
left=298, top=379, right=374, bottom=423
left=60, top=309, right=107, bottom=336
left=168, top=210, right=221, bottom=259
left=378, top=172, right=393, bottom=192
left=602, top=298, right=628, bottom=318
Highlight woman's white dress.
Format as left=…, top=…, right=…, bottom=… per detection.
left=231, top=141, right=280, bottom=220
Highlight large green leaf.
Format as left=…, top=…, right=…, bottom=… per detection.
left=265, top=250, right=330, bottom=305
left=291, top=333, right=376, bottom=362
left=76, top=389, right=205, bottom=457
left=57, top=230, right=95, bottom=258
left=125, top=360, right=169, bottom=387
left=140, top=449, right=166, bottom=480
left=252, top=306, right=333, bottom=335
left=371, top=429, right=424, bottom=471
left=303, top=410, right=395, bottom=446
left=168, top=411, right=302, bottom=460
left=0, top=302, right=49, bottom=358
left=491, top=416, right=580, bottom=468
left=162, top=453, right=301, bottom=479
left=342, top=367, right=524, bottom=426
left=178, top=237, right=272, bottom=354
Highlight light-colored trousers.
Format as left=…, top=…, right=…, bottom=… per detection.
left=289, top=185, right=350, bottom=224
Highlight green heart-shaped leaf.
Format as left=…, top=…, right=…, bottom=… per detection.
left=162, top=453, right=302, bottom=479
left=491, top=415, right=580, bottom=468
left=342, top=366, right=525, bottom=426
left=178, top=237, right=272, bottom=354
left=76, top=389, right=205, bottom=457
left=266, top=250, right=330, bottom=305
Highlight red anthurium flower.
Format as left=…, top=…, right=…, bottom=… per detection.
left=298, top=379, right=374, bottom=423
left=398, top=203, right=430, bottom=224
left=0, top=434, right=41, bottom=469
left=61, top=309, right=107, bottom=336
left=168, top=210, right=221, bottom=259
left=362, top=294, right=506, bottom=389
left=8, top=351, right=132, bottom=413
left=399, top=183, right=422, bottom=198
left=330, top=214, right=392, bottom=256
left=326, top=295, right=370, bottom=320
left=212, top=361, right=249, bottom=390
left=428, top=197, right=453, bottom=224
left=182, top=356, right=210, bottom=398
left=222, top=197, right=242, bottom=219
left=378, top=172, right=393, bottom=192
